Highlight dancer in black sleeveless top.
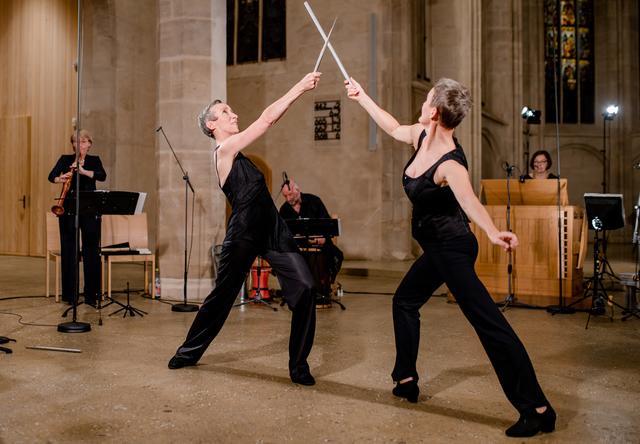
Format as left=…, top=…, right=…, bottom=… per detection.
left=346, top=77, right=556, bottom=437
left=168, top=72, right=321, bottom=386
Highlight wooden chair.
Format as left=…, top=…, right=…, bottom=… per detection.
left=45, top=212, right=62, bottom=302
left=101, top=213, right=155, bottom=299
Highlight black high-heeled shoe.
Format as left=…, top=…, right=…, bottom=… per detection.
left=392, top=379, right=419, bottom=403
left=168, top=355, right=198, bottom=369
left=505, top=404, right=556, bottom=437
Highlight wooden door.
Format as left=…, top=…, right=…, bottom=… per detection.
left=0, top=116, right=31, bottom=255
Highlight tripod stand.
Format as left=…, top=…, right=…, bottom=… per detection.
left=569, top=217, right=638, bottom=328
left=107, top=282, right=147, bottom=318
left=235, top=257, right=277, bottom=311
left=570, top=194, right=635, bottom=327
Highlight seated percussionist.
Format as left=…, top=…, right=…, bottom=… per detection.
left=280, top=179, right=344, bottom=303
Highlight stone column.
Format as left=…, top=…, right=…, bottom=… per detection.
left=429, top=0, right=482, bottom=189
left=157, top=0, right=227, bottom=301
left=381, top=0, right=414, bottom=260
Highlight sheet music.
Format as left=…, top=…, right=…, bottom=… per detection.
left=134, top=192, right=147, bottom=215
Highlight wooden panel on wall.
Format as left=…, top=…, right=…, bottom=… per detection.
left=0, top=116, right=31, bottom=255
left=0, top=0, right=77, bottom=256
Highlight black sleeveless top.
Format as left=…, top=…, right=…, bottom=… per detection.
left=218, top=150, right=298, bottom=253
left=403, top=130, right=471, bottom=244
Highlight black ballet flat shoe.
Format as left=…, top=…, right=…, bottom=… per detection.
left=505, top=404, right=556, bottom=438
left=392, top=379, right=419, bottom=403
left=290, top=372, right=316, bottom=386
left=168, top=355, right=198, bottom=370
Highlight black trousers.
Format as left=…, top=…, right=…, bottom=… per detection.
left=174, top=240, right=316, bottom=378
left=391, top=232, right=548, bottom=414
left=58, top=214, right=101, bottom=303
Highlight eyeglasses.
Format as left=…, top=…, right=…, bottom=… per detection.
left=533, top=160, right=548, bottom=165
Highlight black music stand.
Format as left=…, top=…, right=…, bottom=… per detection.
left=285, top=218, right=345, bottom=310
left=62, top=191, right=146, bottom=323
left=568, top=194, right=637, bottom=327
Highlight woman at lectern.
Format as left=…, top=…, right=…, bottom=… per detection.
left=48, top=129, right=106, bottom=307
left=346, top=77, right=556, bottom=438
left=525, top=150, right=558, bottom=180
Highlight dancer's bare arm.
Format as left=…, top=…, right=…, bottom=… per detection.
left=221, top=72, right=321, bottom=156
left=345, top=78, right=422, bottom=148
left=438, top=160, right=519, bottom=252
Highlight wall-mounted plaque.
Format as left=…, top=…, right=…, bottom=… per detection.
left=314, top=100, right=340, bottom=141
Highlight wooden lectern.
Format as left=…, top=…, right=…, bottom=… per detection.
left=471, top=179, right=588, bottom=308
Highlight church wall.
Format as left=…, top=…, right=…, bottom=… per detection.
left=480, top=0, right=521, bottom=179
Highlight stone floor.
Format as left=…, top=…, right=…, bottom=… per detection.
left=0, top=251, right=639, bottom=443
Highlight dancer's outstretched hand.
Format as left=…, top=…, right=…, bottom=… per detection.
left=298, top=72, right=322, bottom=92
left=345, top=77, right=365, bottom=101
left=489, top=231, right=519, bottom=252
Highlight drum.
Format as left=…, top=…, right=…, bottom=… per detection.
left=249, top=257, right=271, bottom=299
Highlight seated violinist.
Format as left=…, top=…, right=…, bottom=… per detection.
left=279, top=179, right=343, bottom=303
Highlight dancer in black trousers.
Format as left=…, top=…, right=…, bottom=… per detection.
left=346, top=77, right=556, bottom=437
left=48, top=129, right=106, bottom=307
left=168, top=72, right=321, bottom=386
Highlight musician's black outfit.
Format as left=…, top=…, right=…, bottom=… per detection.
left=279, top=193, right=344, bottom=300
left=170, top=152, right=316, bottom=382
left=392, top=130, right=550, bottom=414
left=48, top=154, right=106, bottom=306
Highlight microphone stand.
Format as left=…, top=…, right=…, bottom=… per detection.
left=157, top=127, right=199, bottom=313
left=547, top=31, right=574, bottom=315
left=58, top=0, right=90, bottom=333
left=498, top=164, right=518, bottom=311
left=521, top=122, right=531, bottom=181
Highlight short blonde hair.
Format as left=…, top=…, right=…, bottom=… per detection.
left=70, top=129, right=93, bottom=145
left=429, top=78, right=472, bottom=129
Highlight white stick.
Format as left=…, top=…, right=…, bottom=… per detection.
left=313, top=18, right=337, bottom=73
left=26, top=345, right=82, bottom=353
left=304, top=1, right=351, bottom=83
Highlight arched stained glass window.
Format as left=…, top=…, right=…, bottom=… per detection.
left=544, top=0, right=594, bottom=124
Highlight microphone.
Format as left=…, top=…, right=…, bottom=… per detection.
left=502, top=162, right=516, bottom=173
left=634, top=162, right=640, bottom=170
left=155, top=126, right=162, bottom=132
left=281, top=171, right=290, bottom=189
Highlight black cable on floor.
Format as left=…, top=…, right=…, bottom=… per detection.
left=0, top=311, right=58, bottom=328
left=0, top=295, right=47, bottom=302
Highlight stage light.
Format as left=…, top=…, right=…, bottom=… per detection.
left=603, top=104, right=619, bottom=120
left=520, top=106, right=541, bottom=124
left=600, top=104, right=619, bottom=193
